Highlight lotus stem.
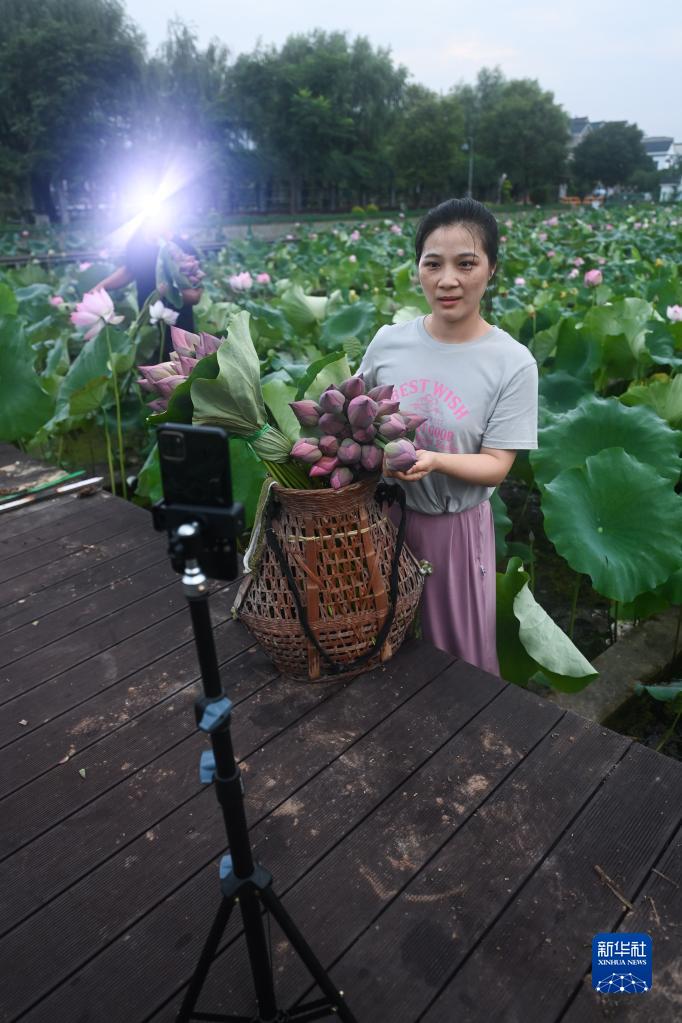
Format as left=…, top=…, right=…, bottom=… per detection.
left=655, top=706, right=682, bottom=754
left=105, top=329, right=128, bottom=501
left=673, top=605, right=682, bottom=663
left=102, top=413, right=117, bottom=497
left=568, top=574, right=581, bottom=640
left=528, top=530, right=535, bottom=594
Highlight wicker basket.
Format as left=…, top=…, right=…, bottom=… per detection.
left=237, top=478, right=424, bottom=682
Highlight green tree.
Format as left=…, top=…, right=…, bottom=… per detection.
left=225, top=31, right=408, bottom=213
left=476, top=79, right=570, bottom=201
left=0, top=0, right=145, bottom=220
left=572, top=122, right=655, bottom=189
left=388, top=85, right=466, bottom=206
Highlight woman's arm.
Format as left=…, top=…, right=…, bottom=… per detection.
left=93, top=265, right=133, bottom=291
left=387, top=447, right=517, bottom=487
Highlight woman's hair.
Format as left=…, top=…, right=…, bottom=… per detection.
left=415, top=198, right=499, bottom=269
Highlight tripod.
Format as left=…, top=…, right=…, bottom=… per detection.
left=170, top=522, right=359, bottom=1023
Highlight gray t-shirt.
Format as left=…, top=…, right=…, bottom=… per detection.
left=358, top=316, right=538, bottom=515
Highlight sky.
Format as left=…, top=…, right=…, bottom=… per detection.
left=124, top=0, right=682, bottom=141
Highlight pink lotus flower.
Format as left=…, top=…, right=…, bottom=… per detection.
left=256, top=272, right=271, bottom=284
left=349, top=230, right=360, bottom=242
left=378, top=414, right=407, bottom=440
left=545, top=216, right=559, bottom=227
left=667, top=305, right=682, bottom=322
left=368, top=384, right=394, bottom=402
left=390, top=224, right=402, bottom=235
left=598, top=257, right=606, bottom=265
left=384, top=439, right=417, bottom=472
left=360, top=444, right=383, bottom=473
left=337, top=438, right=361, bottom=464
left=401, top=413, right=428, bottom=432
left=49, top=295, right=64, bottom=307
left=78, top=261, right=92, bottom=271
left=291, top=438, right=323, bottom=464
left=70, top=289, right=124, bottom=340
left=347, top=395, right=378, bottom=429
left=500, top=235, right=507, bottom=243
left=319, top=388, right=346, bottom=414
left=538, top=232, right=547, bottom=242
left=546, top=250, right=556, bottom=259
left=375, top=399, right=401, bottom=416
left=352, top=425, right=376, bottom=443
left=319, top=435, right=340, bottom=456
left=584, top=269, right=603, bottom=287
left=567, top=268, right=579, bottom=279
left=330, top=466, right=354, bottom=490
left=289, top=399, right=322, bottom=427
left=21, top=230, right=29, bottom=238
left=338, top=375, right=365, bottom=400
left=318, top=412, right=347, bottom=436
left=229, top=271, right=253, bottom=291
left=348, top=254, right=357, bottom=263
left=309, top=456, right=339, bottom=478
left=573, top=257, right=585, bottom=267
left=397, top=248, right=405, bottom=257
left=514, top=277, right=526, bottom=286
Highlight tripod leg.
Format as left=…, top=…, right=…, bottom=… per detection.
left=259, top=887, right=359, bottom=1023
left=177, top=896, right=235, bottom=1023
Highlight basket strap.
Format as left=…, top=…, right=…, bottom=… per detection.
left=264, top=483, right=407, bottom=676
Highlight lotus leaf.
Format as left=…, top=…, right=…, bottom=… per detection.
left=320, top=301, right=376, bottom=350
left=620, top=375, right=682, bottom=429
left=531, top=395, right=682, bottom=486
left=542, top=447, right=682, bottom=602
left=0, top=318, right=54, bottom=442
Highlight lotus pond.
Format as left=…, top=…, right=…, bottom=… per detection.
left=1, top=206, right=682, bottom=730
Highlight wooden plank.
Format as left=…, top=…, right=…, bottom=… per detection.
left=1, top=574, right=185, bottom=707
left=0, top=490, right=125, bottom=545
left=0, top=523, right=161, bottom=634
left=559, top=820, right=682, bottom=1022
left=0, top=501, right=143, bottom=581
left=161, top=671, right=565, bottom=1021
left=0, top=642, right=279, bottom=934
left=0, top=542, right=169, bottom=665
left=9, top=643, right=454, bottom=1022
left=0, top=585, right=238, bottom=813
left=419, top=741, right=682, bottom=1023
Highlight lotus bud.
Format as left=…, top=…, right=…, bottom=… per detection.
left=178, top=355, right=197, bottom=377
left=309, top=455, right=339, bottom=478
left=360, top=444, right=383, bottom=472
left=318, top=412, right=347, bottom=435
left=338, top=375, right=365, bottom=400
left=378, top=414, right=408, bottom=441
left=384, top=439, right=418, bottom=473
left=347, top=395, right=378, bottom=429
left=318, top=387, right=346, bottom=414
left=352, top=425, right=376, bottom=443
left=154, top=376, right=185, bottom=399
left=291, top=438, right=323, bottom=464
left=196, top=331, right=222, bottom=357
left=138, top=362, right=177, bottom=384
left=368, top=384, right=394, bottom=401
left=319, top=435, right=339, bottom=457
left=289, top=399, right=322, bottom=427
left=170, top=325, right=201, bottom=354
left=401, top=413, right=428, bottom=432
left=376, top=399, right=401, bottom=417
left=337, top=438, right=362, bottom=465
left=330, top=466, right=355, bottom=490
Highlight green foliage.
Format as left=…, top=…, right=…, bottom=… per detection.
left=572, top=122, right=655, bottom=190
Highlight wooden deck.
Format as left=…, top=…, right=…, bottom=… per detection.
left=1, top=445, right=680, bottom=1023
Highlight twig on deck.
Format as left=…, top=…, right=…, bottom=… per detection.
left=652, top=867, right=679, bottom=888
left=594, top=864, right=634, bottom=911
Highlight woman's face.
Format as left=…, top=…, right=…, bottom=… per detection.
left=417, top=223, right=494, bottom=327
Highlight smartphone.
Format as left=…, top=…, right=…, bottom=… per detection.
left=155, top=423, right=243, bottom=580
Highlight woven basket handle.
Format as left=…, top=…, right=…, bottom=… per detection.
left=265, top=482, right=407, bottom=676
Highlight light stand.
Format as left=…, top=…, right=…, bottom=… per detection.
left=155, top=514, right=359, bottom=1023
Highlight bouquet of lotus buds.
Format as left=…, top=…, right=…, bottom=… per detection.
left=289, top=377, right=426, bottom=489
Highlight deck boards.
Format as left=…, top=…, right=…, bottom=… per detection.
left=1, top=445, right=679, bottom=1023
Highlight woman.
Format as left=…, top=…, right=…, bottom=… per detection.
left=359, top=198, right=538, bottom=675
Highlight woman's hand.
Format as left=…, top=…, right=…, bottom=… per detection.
left=384, top=449, right=439, bottom=482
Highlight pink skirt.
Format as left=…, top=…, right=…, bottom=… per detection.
left=401, top=501, right=500, bottom=676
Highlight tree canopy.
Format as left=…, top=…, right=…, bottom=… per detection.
left=572, top=122, right=655, bottom=189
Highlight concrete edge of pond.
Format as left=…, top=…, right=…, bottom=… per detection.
left=540, top=607, right=681, bottom=723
